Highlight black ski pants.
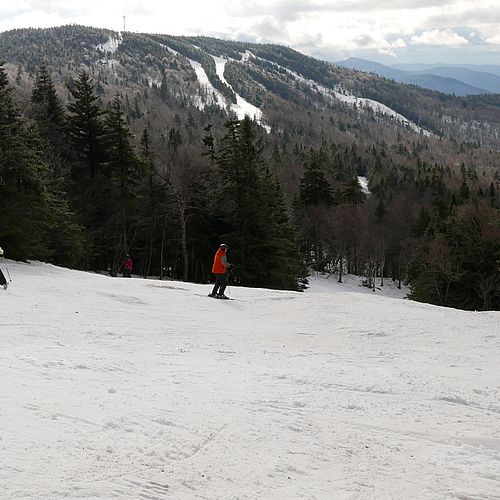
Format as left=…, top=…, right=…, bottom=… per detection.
left=211, top=273, right=228, bottom=296
left=0, top=269, right=6, bottom=286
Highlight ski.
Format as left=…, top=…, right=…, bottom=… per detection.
left=194, top=293, right=239, bottom=301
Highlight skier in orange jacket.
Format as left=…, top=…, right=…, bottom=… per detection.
left=209, top=243, right=231, bottom=299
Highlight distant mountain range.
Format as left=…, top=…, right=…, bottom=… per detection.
left=335, top=58, right=500, bottom=96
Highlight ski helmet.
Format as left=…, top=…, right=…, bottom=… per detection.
left=220, top=243, right=228, bottom=249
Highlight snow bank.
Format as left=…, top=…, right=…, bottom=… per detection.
left=1, top=260, right=498, bottom=499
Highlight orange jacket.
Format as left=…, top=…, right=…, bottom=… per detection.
left=212, top=248, right=228, bottom=274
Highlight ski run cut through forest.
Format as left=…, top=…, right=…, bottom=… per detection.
left=1, top=260, right=499, bottom=499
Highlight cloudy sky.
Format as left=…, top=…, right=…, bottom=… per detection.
left=2, top=0, right=500, bottom=65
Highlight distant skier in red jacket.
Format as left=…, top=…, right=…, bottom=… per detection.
left=123, top=254, right=133, bottom=278
left=209, top=243, right=231, bottom=299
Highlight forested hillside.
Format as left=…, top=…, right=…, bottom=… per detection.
left=0, top=25, right=499, bottom=309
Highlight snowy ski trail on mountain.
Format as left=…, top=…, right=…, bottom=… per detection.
left=0, top=261, right=499, bottom=499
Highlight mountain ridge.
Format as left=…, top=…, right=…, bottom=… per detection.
left=1, top=26, right=500, bottom=146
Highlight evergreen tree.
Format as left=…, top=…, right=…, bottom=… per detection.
left=139, top=128, right=162, bottom=276
left=0, top=64, right=47, bottom=259
left=261, top=170, right=307, bottom=289
left=413, top=207, right=431, bottom=237
left=296, top=159, right=334, bottom=268
left=65, top=72, right=112, bottom=269
left=104, top=93, right=144, bottom=272
left=339, top=177, right=366, bottom=205
left=488, top=182, right=496, bottom=207
left=32, top=63, right=65, bottom=131
left=213, top=116, right=304, bottom=289
left=299, top=161, right=334, bottom=207
left=458, top=177, right=470, bottom=202
left=67, top=71, right=107, bottom=180
left=202, top=124, right=216, bottom=166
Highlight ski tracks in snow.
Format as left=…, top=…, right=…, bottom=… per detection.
left=0, top=261, right=499, bottom=498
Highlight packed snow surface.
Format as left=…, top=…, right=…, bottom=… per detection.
left=1, top=261, right=499, bottom=499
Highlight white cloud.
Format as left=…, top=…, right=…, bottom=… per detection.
left=0, top=10, right=67, bottom=32
left=485, top=34, right=500, bottom=44
left=410, top=29, right=469, bottom=46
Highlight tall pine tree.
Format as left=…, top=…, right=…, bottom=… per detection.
left=66, top=71, right=110, bottom=269
left=104, top=93, right=144, bottom=273
left=67, top=71, right=107, bottom=180
left=213, top=116, right=304, bottom=289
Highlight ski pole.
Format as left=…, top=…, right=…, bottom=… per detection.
left=224, top=267, right=232, bottom=296
left=6, top=266, right=11, bottom=282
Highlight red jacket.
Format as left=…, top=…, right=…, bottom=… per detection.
left=124, top=257, right=133, bottom=272
left=212, top=248, right=228, bottom=274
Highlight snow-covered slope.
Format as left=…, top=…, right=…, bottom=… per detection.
left=187, top=58, right=227, bottom=110
left=96, top=35, right=122, bottom=54
left=247, top=51, right=431, bottom=137
left=212, top=55, right=271, bottom=133
left=1, top=261, right=499, bottom=499
left=164, top=44, right=270, bottom=132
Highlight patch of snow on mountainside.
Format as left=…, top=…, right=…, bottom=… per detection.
left=96, top=58, right=122, bottom=80
left=96, top=35, right=121, bottom=54
left=212, top=55, right=271, bottom=133
left=296, top=72, right=432, bottom=137
left=187, top=58, right=227, bottom=109
left=163, top=45, right=225, bottom=108
left=1, top=260, right=499, bottom=499
left=333, top=87, right=432, bottom=136
left=241, top=50, right=253, bottom=62
left=358, top=176, right=371, bottom=194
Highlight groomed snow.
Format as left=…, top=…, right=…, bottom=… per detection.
left=1, top=261, right=499, bottom=499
